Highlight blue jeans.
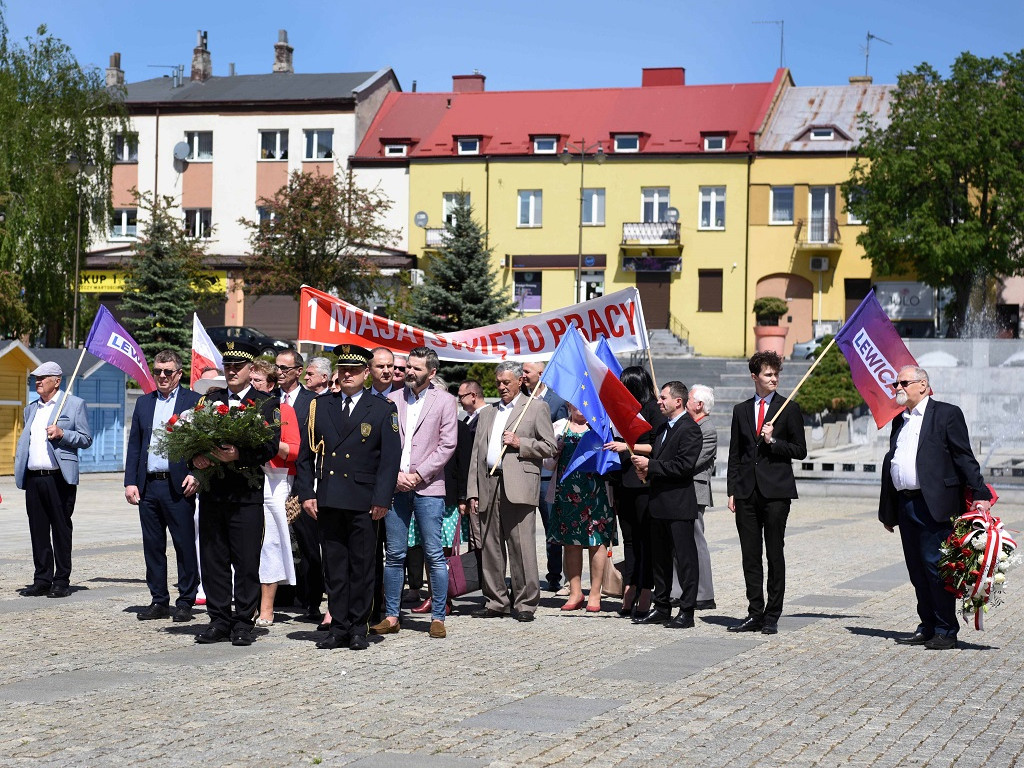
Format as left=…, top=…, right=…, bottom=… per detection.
left=384, top=492, right=448, bottom=621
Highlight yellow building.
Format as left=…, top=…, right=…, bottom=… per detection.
left=0, top=341, right=42, bottom=475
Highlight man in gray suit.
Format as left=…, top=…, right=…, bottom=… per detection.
left=686, top=384, right=718, bottom=610
left=467, top=362, right=557, bottom=621
left=15, top=361, right=93, bottom=598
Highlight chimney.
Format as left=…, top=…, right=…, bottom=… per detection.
left=191, top=30, right=211, bottom=82
left=105, top=52, right=124, bottom=88
left=273, top=30, right=294, bottom=74
left=229, top=62, right=236, bottom=76
left=849, top=75, right=873, bottom=85
left=452, top=73, right=485, bottom=93
left=642, top=67, right=685, bottom=87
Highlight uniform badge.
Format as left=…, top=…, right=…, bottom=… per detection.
left=342, top=345, right=351, bottom=354
left=226, top=341, right=235, bottom=350
left=360, top=422, right=372, bottom=437
left=391, top=413, right=399, bottom=432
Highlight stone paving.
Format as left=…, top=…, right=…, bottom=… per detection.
left=1, top=473, right=1022, bottom=767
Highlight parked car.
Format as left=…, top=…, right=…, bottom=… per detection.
left=791, top=335, right=826, bottom=360
left=205, top=326, right=294, bottom=356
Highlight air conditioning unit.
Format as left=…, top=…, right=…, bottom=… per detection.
left=809, top=256, right=830, bottom=272
left=409, top=268, right=425, bottom=286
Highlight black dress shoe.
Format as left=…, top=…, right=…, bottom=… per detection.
left=195, top=626, right=230, bottom=644
left=316, top=621, right=331, bottom=632
left=727, top=616, right=764, bottom=633
left=138, top=603, right=170, bottom=621
left=349, top=635, right=369, bottom=650
left=923, top=634, right=957, bottom=650
left=301, top=610, right=324, bottom=624
left=761, top=622, right=778, bottom=635
left=316, top=633, right=350, bottom=650
left=230, top=628, right=254, bottom=646
left=514, top=612, right=535, bottom=622
left=894, top=631, right=933, bottom=646
left=172, top=605, right=193, bottom=622
left=472, top=608, right=508, bottom=619
left=46, top=585, right=72, bottom=598
left=635, top=609, right=671, bottom=625
left=694, top=599, right=717, bottom=611
left=19, top=584, right=51, bottom=597
left=666, top=611, right=695, bottom=629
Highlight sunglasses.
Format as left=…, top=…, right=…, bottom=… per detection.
left=895, top=379, right=922, bottom=388
left=153, top=368, right=181, bottom=378
left=277, top=364, right=302, bottom=372
left=394, top=366, right=407, bottom=372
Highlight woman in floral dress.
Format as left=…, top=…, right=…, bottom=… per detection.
left=549, top=405, right=618, bottom=612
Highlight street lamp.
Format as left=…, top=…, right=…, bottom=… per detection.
left=561, top=138, right=605, bottom=303
left=67, top=156, right=96, bottom=347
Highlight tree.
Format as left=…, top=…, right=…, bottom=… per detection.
left=119, top=193, right=215, bottom=371
left=240, top=170, right=400, bottom=305
left=0, top=269, right=34, bottom=337
left=0, top=17, right=126, bottom=345
left=844, top=51, right=1024, bottom=336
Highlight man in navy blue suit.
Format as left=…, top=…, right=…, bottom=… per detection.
left=124, top=350, right=202, bottom=622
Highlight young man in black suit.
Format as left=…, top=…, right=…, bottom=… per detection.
left=726, top=351, right=806, bottom=635
left=880, top=365, right=991, bottom=650
left=631, top=380, right=703, bottom=629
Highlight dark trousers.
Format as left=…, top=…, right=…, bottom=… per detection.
left=651, top=516, right=697, bottom=613
left=406, top=545, right=425, bottom=591
left=734, top=488, right=790, bottom=622
left=292, top=512, right=324, bottom=612
left=138, top=477, right=199, bottom=607
left=371, top=518, right=385, bottom=623
left=538, top=478, right=564, bottom=587
left=898, top=494, right=958, bottom=637
left=319, top=506, right=377, bottom=639
left=198, top=496, right=264, bottom=633
left=617, top=486, right=653, bottom=590
left=24, top=472, right=77, bottom=588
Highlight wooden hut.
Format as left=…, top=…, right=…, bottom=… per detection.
left=0, top=341, right=42, bottom=475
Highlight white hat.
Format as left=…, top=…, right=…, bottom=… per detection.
left=31, top=361, right=63, bottom=377
left=192, top=375, right=227, bottom=395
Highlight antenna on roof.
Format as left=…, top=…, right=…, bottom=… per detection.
left=148, top=64, right=185, bottom=88
left=863, top=31, right=892, bottom=77
left=753, top=20, right=784, bottom=69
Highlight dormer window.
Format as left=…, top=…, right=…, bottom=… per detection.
left=614, top=134, right=639, bottom=153
left=533, top=137, right=558, bottom=154
left=703, top=136, right=726, bottom=151
left=457, top=137, right=480, bottom=155
left=385, top=144, right=408, bottom=157
left=809, top=128, right=835, bottom=141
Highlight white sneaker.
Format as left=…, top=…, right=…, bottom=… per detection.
left=255, top=617, right=274, bottom=628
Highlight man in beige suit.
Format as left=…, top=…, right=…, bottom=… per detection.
left=467, top=362, right=557, bottom=621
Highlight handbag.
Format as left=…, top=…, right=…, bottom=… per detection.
left=285, top=494, right=303, bottom=524
left=447, top=520, right=480, bottom=598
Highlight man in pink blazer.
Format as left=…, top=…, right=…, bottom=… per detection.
left=371, top=347, right=458, bottom=638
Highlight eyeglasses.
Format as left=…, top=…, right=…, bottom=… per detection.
left=394, top=366, right=407, bottom=372
left=277, top=365, right=302, bottom=372
left=153, top=369, right=181, bottom=378
left=895, top=379, right=922, bottom=389
left=457, top=392, right=473, bottom=400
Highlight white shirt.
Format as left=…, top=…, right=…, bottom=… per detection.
left=228, top=385, right=253, bottom=407
left=371, top=384, right=394, bottom=400
left=341, top=388, right=364, bottom=413
left=281, top=386, right=300, bottom=407
left=753, top=392, right=775, bottom=425
left=890, top=396, right=929, bottom=491
left=399, top=387, right=429, bottom=473
left=28, top=395, right=60, bottom=470
left=486, top=395, right=521, bottom=471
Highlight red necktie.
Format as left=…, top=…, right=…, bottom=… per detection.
left=756, top=398, right=766, bottom=436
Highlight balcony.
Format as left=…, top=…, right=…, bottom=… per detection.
left=621, top=221, right=681, bottom=246
left=794, top=218, right=842, bottom=251
left=424, top=228, right=448, bottom=249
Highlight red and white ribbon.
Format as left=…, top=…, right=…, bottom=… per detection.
left=955, top=509, right=1017, bottom=630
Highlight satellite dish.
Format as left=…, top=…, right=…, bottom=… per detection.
left=414, top=211, right=429, bottom=228
left=172, top=142, right=191, bottom=161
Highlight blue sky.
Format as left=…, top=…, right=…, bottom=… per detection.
left=5, top=1, right=1022, bottom=91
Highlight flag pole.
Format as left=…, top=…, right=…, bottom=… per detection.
left=51, top=347, right=88, bottom=425
left=763, top=337, right=838, bottom=431
left=488, top=380, right=543, bottom=476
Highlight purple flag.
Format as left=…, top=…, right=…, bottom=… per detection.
left=833, top=290, right=917, bottom=429
left=84, top=306, right=157, bottom=393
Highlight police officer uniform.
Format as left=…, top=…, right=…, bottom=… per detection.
left=193, top=341, right=280, bottom=646
left=294, top=344, right=401, bottom=650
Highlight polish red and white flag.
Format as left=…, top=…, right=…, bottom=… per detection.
left=191, top=314, right=223, bottom=387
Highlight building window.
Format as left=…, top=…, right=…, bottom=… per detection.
left=581, top=270, right=604, bottom=303
left=113, top=133, right=138, bottom=163
left=846, top=187, right=864, bottom=225
left=514, top=272, right=542, bottom=312
left=518, top=190, right=543, bottom=227
left=810, top=127, right=835, bottom=141
left=703, top=136, right=726, bottom=151
left=699, top=186, right=726, bottom=229
left=698, top=269, right=723, bottom=312
left=185, top=131, right=213, bottom=161
left=642, top=187, right=670, bottom=223
left=457, top=137, right=480, bottom=155
left=582, top=188, right=605, bottom=226
left=533, top=137, right=558, bottom=154
left=109, top=208, right=138, bottom=239
left=443, top=192, right=469, bottom=225
left=770, top=186, right=794, bottom=225
left=614, top=134, right=639, bottom=153
left=304, top=129, right=334, bottom=160
left=259, top=130, right=288, bottom=160
left=809, top=186, right=836, bottom=242
left=184, top=208, right=212, bottom=239
left=384, top=144, right=407, bottom=157
left=257, top=206, right=276, bottom=225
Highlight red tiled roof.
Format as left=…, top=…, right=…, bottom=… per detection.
left=353, top=69, right=788, bottom=160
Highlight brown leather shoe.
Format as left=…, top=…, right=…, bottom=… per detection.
left=429, top=620, right=447, bottom=638
left=369, top=619, right=400, bottom=635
